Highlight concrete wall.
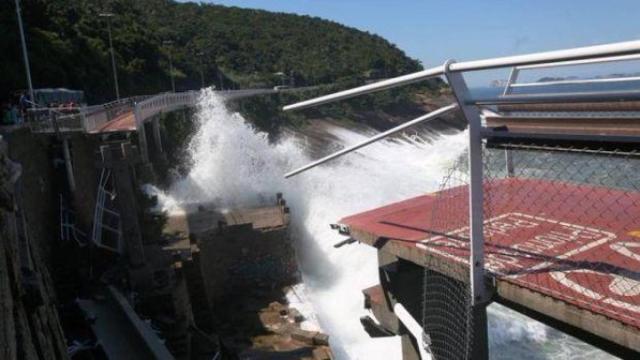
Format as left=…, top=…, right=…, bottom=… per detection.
left=198, top=223, right=297, bottom=308
left=5, top=130, right=58, bottom=261
left=0, top=135, right=68, bottom=360
left=67, top=133, right=100, bottom=230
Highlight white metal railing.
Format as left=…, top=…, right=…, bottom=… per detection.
left=282, top=39, right=640, bottom=317
left=133, top=91, right=200, bottom=162
left=27, top=97, right=140, bottom=133
left=26, top=89, right=290, bottom=134
left=285, top=104, right=458, bottom=177
left=516, top=52, right=640, bottom=70
left=284, top=40, right=640, bottom=111
left=26, top=92, right=193, bottom=134
left=83, top=97, right=140, bottom=132
left=91, top=169, right=122, bottom=253
left=503, top=51, right=640, bottom=94
left=134, top=91, right=200, bottom=126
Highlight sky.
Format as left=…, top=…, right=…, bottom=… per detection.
left=186, top=0, right=640, bottom=85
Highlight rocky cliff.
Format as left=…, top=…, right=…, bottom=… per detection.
left=0, top=134, right=68, bottom=360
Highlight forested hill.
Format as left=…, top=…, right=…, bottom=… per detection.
left=1, top=0, right=423, bottom=103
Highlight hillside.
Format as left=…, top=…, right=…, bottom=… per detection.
left=2, top=0, right=426, bottom=103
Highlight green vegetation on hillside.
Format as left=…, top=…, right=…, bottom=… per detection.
left=234, top=81, right=445, bottom=137
left=2, top=0, right=429, bottom=104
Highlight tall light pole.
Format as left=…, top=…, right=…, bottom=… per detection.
left=99, top=13, right=120, bottom=100
left=163, top=40, right=175, bottom=92
left=14, top=0, right=34, bottom=104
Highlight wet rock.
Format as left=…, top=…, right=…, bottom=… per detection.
left=312, top=332, right=329, bottom=346
left=290, top=328, right=318, bottom=345
left=290, top=328, right=329, bottom=346
left=312, top=347, right=333, bottom=360
left=287, top=308, right=304, bottom=323
left=268, top=301, right=286, bottom=312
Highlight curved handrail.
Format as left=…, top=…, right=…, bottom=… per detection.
left=284, top=40, right=640, bottom=111
left=284, top=104, right=458, bottom=178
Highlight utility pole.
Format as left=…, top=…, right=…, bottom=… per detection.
left=14, top=0, right=34, bottom=104
left=163, top=40, right=175, bottom=92
left=100, top=13, right=120, bottom=100
left=197, top=52, right=205, bottom=88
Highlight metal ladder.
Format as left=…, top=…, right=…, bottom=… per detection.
left=91, top=168, right=122, bottom=252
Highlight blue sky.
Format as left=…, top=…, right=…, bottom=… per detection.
left=186, top=0, right=640, bottom=85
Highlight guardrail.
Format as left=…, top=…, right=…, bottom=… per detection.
left=83, top=95, right=152, bottom=133
left=26, top=99, right=139, bottom=134
left=25, top=88, right=308, bottom=134
left=134, top=91, right=199, bottom=125
left=503, top=52, right=640, bottom=95
left=26, top=92, right=197, bottom=134
left=27, top=107, right=85, bottom=133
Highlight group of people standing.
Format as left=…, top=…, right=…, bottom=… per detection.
left=1, top=92, right=31, bottom=126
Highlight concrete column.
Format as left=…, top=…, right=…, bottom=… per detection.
left=151, top=118, right=163, bottom=154
left=135, top=107, right=149, bottom=163
left=62, top=137, right=76, bottom=193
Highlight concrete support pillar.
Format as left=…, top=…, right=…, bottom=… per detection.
left=135, top=107, right=149, bottom=163
left=151, top=118, right=163, bottom=154
left=377, top=252, right=424, bottom=360
left=62, top=137, right=76, bottom=194
left=376, top=251, right=489, bottom=360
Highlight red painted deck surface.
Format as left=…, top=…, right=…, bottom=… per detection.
left=95, top=111, right=136, bottom=133
left=340, top=177, right=640, bottom=329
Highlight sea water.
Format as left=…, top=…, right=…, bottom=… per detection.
left=149, top=89, right=616, bottom=360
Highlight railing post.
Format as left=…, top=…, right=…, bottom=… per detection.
left=444, top=60, right=487, bottom=305
left=503, top=67, right=520, bottom=95
left=502, top=68, right=518, bottom=178
left=445, top=60, right=489, bottom=360
left=62, top=137, right=77, bottom=194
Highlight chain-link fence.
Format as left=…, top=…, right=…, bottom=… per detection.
left=421, top=154, right=475, bottom=359
left=420, top=142, right=640, bottom=359
left=483, top=144, right=640, bottom=329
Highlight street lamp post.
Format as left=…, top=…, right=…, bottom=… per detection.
left=163, top=40, right=175, bottom=92
left=99, top=13, right=120, bottom=100
left=14, top=0, right=34, bottom=104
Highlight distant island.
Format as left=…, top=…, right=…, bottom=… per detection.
left=490, top=72, right=640, bottom=87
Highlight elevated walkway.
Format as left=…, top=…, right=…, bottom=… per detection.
left=19, top=87, right=307, bottom=166
left=26, top=88, right=284, bottom=135
left=338, top=177, right=640, bottom=353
